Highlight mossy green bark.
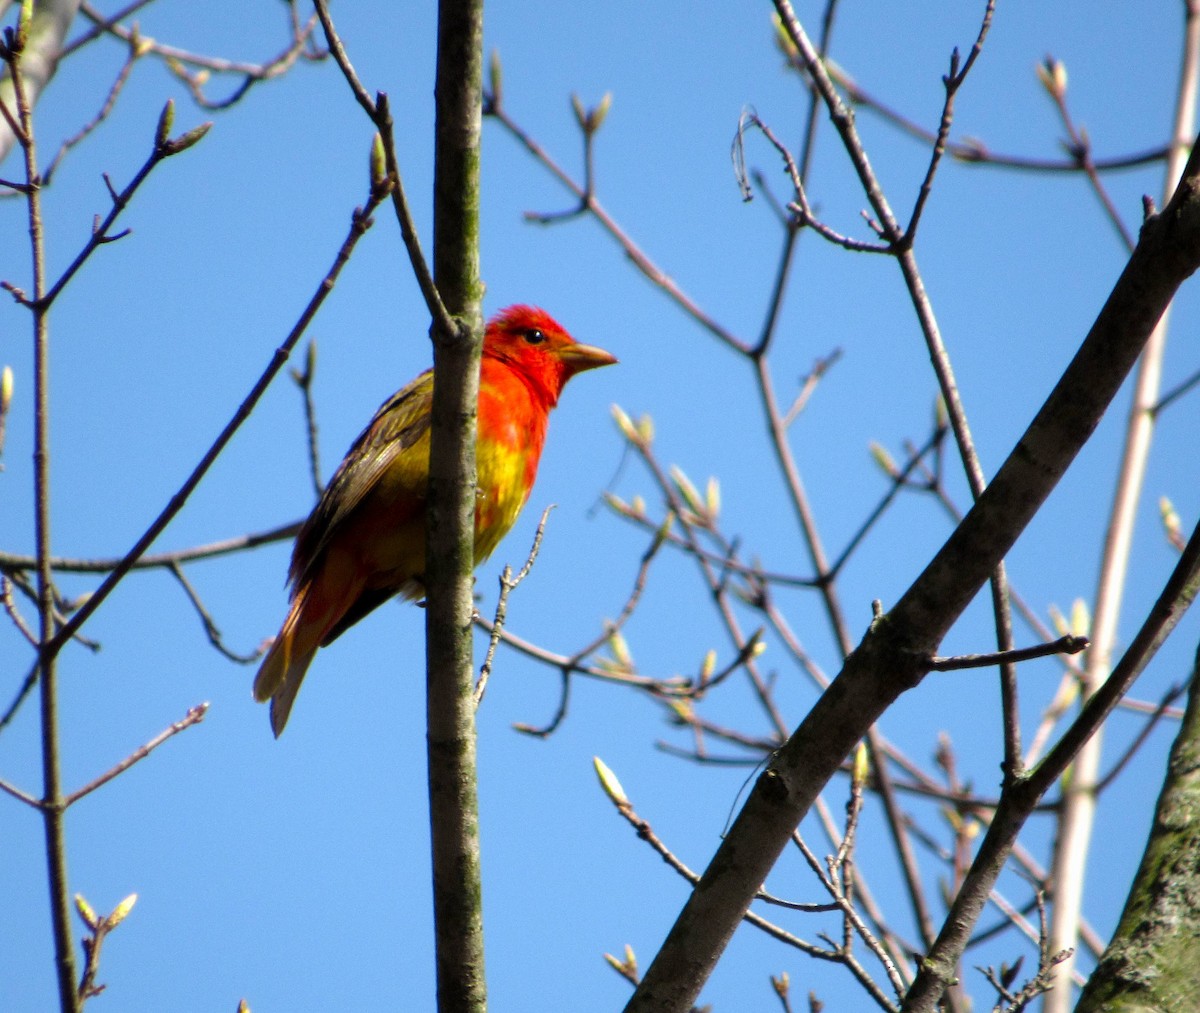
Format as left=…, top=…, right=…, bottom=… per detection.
left=1076, top=648, right=1200, bottom=1013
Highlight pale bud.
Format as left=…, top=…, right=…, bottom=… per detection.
left=608, top=627, right=632, bottom=669
left=571, top=93, right=588, bottom=130
left=851, top=741, right=869, bottom=789
left=705, top=476, right=720, bottom=520
left=593, top=756, right=630, bottom=806
left=105, top=892, right=138, bottom=930
left=611, top=403, right=637, bottom=442
left=869, top=441, right=898, bottom=479
left=670, top=466, right=703, bottom=516
left=1036, top=56, right=1068, bottom=98
left=772, top=971, right=791, bottom=998
left=74, top=894, right=99, bottom=930
left=587, top=93, right=613, bottom=133
left=1160, top=496, right=1183, bottom=548
left=1069, top=598, right=1090, bottom=638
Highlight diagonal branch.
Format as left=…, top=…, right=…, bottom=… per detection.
left=45, top=179, right=391, bottom=658
left=624, top=133, right=1200, bottom=1013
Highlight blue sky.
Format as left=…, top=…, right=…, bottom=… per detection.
left=2, top=3, right=1198, bottom=1010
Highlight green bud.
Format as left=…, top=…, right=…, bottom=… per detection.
left=593, top=756, right=630, bottom=806
left=489, top=49, right=503, bottom=107
left=869, top=441, right=898, bottom=478
left=74, top=894, right=99, bottom=930
left=1161, top=496, right=1183, bottom=547
left=370, top=133, right=386, bottom=188
left=611, top=403, right=637, bottom=442
left=704, top=476, right=720, bottom=520
left=852, top=742, right=869, bottom=789
left=670, top=465, right=703, bottom=516
left=104, top=892, right=137, bottom=930
left=155, top=100, right=175, bottom=150
left=162, top=122, right=212, bottom=157
left=587, top=92, right=613, bottom=132
left=570, top=93, right=587, bottom=130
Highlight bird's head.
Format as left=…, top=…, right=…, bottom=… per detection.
left=483, top=305, right=617, bottom=405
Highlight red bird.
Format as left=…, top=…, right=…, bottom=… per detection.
left=253, top=306, right=616, bottom=736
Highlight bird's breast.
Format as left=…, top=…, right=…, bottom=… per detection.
left=474, top=378, right=549, bottom=562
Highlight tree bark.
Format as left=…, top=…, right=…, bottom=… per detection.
left=1075, top=645, right=1200, bottom=1013
left=425, top=1, right=486, bottom=1011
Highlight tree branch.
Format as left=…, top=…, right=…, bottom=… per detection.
left=625, top=131, right=1200, bottom=1013
left=425, top=2, right=487, bottom=1010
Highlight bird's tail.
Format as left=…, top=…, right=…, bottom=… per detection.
left=254, top=561, right=362, bottom=737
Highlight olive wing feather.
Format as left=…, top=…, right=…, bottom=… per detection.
left=289, top=369, right=434, bottom=590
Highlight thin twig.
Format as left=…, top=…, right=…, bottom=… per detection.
left=1, top=22, right=84, bottom=1007
left=40, top=105, right=214, bottom=311
left=46, top=179, right=392, bottom=656
left=2, top=575, right=38, bottom=645
left=486, top=94, right=747, bottom=355
left=475, top=506, right=553, bottom=705
left=812, top=57, right=1168, bottom=176
left=289, top=339, right=323, bottom=498
left=593, top=759, right=898, bottom=1011
left=41, top=39, right=139, bottom=184
left=0, top=520, right=301, bottom=573
left=64, top=704, right=209, bottom=807
left=166, top=563, right=266, bottom=664
left=1040, top=60, right=1136, bottom=252
left=311, top=0, right=450, bottom=335
left=929, top=635, right=1089, bottom=673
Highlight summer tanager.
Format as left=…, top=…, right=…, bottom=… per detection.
left=253, top=305, right=616, bottom=736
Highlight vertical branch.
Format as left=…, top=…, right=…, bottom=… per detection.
left=0, top=0, right=82, bottom=163
left=4, top=21, right=82, bottom=1013
left=1045, top=6, right=1200, bottom=1006
left=425, top=0, right=486, bottom=1011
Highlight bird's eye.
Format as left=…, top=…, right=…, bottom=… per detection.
left=523, top=328, right=546, bottom=345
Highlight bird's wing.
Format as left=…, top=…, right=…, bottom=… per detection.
left=289, top=369, right=434, bottom=590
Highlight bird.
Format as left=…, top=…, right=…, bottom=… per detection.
left=253, top=305, right=617, bottom=737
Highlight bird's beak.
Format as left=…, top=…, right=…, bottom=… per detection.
left=558, top=342, right=618, bottom=375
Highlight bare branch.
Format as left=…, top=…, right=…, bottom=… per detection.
left=64, top=704, right=209, bottom=807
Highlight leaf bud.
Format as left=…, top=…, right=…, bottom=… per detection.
left=162, top=122, right=212, bottom=157
left=154, top=99, right=175, bottom=149
left=105, top=892, right=138, bottom=929
left=369, top=133, right=387, bottom=188
left=74, top=894, right=98, bottom=930
left=593, top=756, right=629, bottom=806
left=488, top=49, right=503, bottom=107
left=587, top=92, right=613, bottom=132
left=611, top=403, right=637, bottom=442
left=852, top=741, right=869, bottom=789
